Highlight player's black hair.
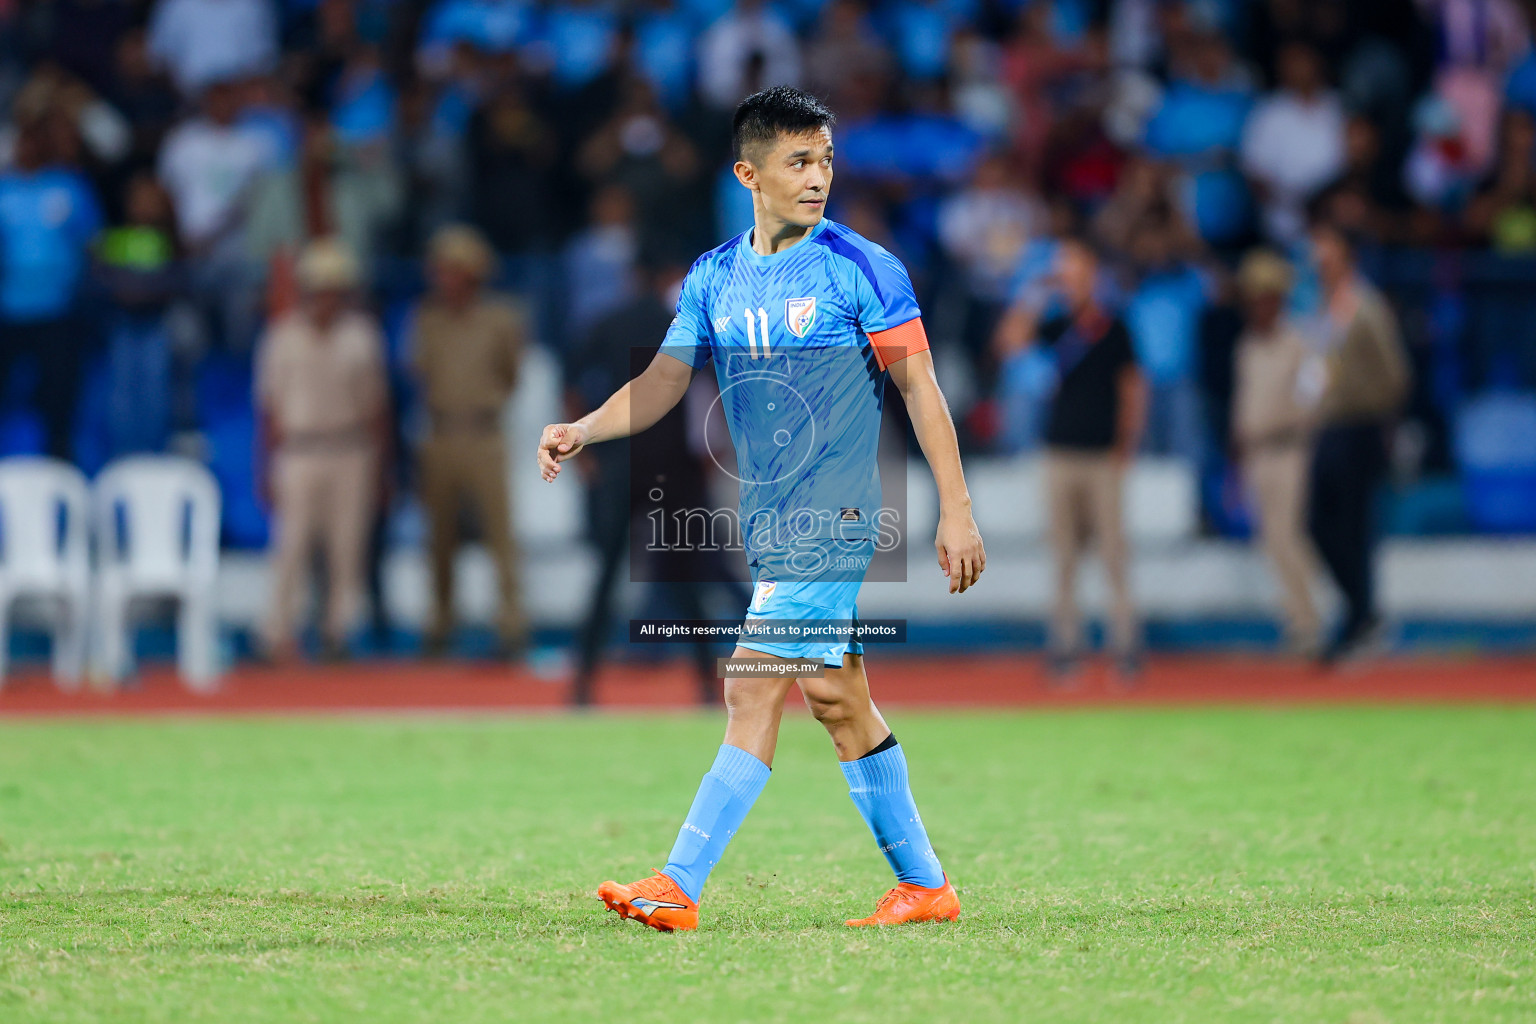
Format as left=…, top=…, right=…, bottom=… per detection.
left=732, top=85, right=836, bottom=163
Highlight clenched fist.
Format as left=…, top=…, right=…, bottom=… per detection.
left=536, top=422, right=591, bottom=482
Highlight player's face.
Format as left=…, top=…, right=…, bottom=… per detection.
left=742, top=126, right=834, bottom=229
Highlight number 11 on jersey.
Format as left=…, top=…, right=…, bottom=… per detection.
left=743, top=307, right=770, bottom=358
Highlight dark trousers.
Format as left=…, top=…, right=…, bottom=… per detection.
left=573, top=483, right=738, bottom=707
left=105, top=313, right=171, bottom=457
left=1, top=316, right=83, bottom=460
left=1307, top=422, right=1388, bottom=638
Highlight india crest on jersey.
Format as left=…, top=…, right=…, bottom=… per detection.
left=751, top=580, right=776, bottom=613
left=785, top=296, right=816, bottom=337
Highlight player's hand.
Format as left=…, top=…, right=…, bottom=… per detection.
left=537, top=422, right=590, bottom=482
left=936, top=510, right=986, bottom=594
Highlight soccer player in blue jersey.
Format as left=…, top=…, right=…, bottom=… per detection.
left=537, top=86, right=986, bottom=930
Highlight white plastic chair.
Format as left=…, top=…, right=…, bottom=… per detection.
left=0, top=457, right=92, bottom=688
left=92, top=456, right=222, bottom=690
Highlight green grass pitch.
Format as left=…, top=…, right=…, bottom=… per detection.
left=2, top=706, right=1533, bottom=1023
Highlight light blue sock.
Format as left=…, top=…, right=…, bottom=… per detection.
left=662, top=744, right=771, bottom=903
left=840, top=742, right=946, bottom=888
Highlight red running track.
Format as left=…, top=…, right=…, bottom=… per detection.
left=0, top=655, right=1533, bottom=716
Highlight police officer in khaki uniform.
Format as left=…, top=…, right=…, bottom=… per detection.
left=1233, top=250, right=1322, bottom=656
left=411, top=224, right=529, bottom=657
left=256, top=238, right=388, bottom=660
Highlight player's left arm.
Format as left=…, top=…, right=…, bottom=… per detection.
left=883, top=324, right=986, bottom=595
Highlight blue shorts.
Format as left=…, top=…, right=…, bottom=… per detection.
left=736, top=538, right=873, bottom=667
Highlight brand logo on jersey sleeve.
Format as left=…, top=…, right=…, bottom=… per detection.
left=785, top=297, right=817, bottom=337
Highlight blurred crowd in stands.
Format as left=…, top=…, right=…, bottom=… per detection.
left=2, top=0, right=1536, bottom=660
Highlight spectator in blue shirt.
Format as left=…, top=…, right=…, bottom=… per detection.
left=1122, top=217, right=1211, bottom=465
left=542, top=0, right=619, bottom=91
left=676, top=0, right=730, bottom=29
left=990, top=199, right=1087, bottom=452
left=562, top=183, right=639, bottom=350
left=418, top=0, right=536, bottom=78
left=837, top=94, right=984, bottom=188
left=633, top=0, right=695, bottom=109
left=329, top=49, right=397, bottom=149
left=1141, top=29, right=1255, bottom=248
left=776, top=0, right=835, bottom=32
left=0, top=119, right=104, bottom=459
left=883, top=0, right=967, bottom=81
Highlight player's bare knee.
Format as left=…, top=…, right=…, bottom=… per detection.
left=723, top=676, right=788, bottom=722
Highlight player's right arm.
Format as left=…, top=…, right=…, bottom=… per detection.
left=538, top=259, right=714, bottom=483
left=537, top=351, right=695, bottom=482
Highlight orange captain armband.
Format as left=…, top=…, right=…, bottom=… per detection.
left=867, top=318, right=930, bottom=372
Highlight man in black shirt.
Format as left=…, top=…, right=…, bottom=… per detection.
left=1028, top=238, right=1147, bottom=677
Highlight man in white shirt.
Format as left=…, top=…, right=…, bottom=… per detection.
left=157, top=82, right=273, bottom=250
left=1241, top=41, right=1346, bottom=246
left=697, top=0, right=801, bottom=110
left=148, top=0, right=278, bottom=97
left=157, top=80, right=274, bottom=349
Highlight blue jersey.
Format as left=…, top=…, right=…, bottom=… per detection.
left=659, top=217, right=921, bottom=560
left=0, top=168, right=102, bottom=322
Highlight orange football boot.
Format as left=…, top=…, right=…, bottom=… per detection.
left=846, top=875, right=960, bottom=927
left=597, top=871, right=698, bottom=932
